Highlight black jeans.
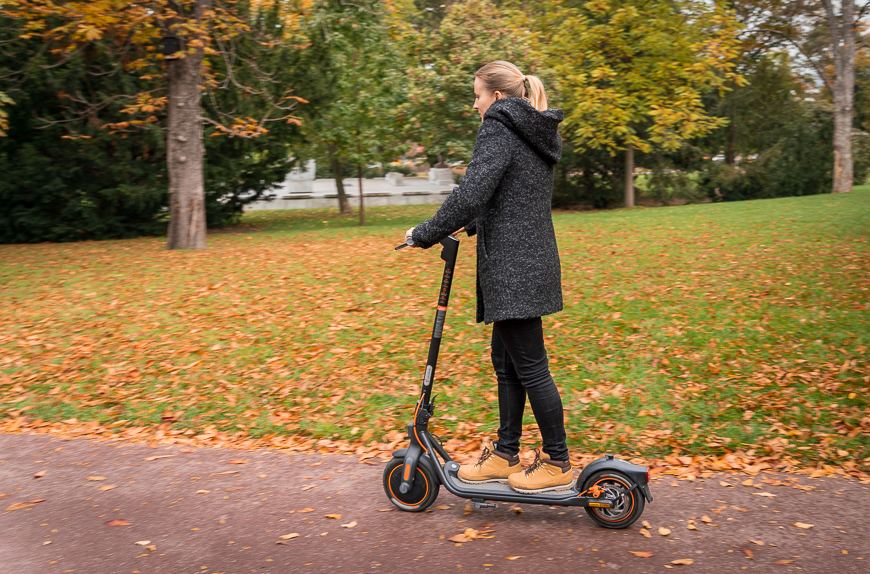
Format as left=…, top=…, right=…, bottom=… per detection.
left=490, top=317, right=569, bottom=461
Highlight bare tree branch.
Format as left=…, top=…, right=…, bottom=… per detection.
left=820, top=0, right=843, bottom=66
left=759, top=27, right=835, bottom=92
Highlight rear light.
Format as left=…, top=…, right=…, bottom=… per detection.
left=646, top=469, right=650, bottom=484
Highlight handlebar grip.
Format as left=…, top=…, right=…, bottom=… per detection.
left=395, top=237, right=415, bottom=250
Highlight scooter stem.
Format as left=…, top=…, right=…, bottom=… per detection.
left=419, top=236, right=460, bottom=407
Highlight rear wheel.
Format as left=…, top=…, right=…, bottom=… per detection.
left=582, top=470, right=645, bottom=529
left=383, top=457, right=439, bottom=512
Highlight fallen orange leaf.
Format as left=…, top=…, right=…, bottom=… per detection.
left=4, top=498, right=45, bottom=512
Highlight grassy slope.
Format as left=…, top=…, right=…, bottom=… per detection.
left=1, top=188, right=868, bottom=472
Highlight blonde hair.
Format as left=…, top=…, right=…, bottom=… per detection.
left=474, top=60, right=548, bottom=112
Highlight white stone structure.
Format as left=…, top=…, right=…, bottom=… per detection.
left=245, top=174, right=455, bottom=211
left=282, top=159, right=316, bottom=196
left=385, top=172, right=405, bottom=186
left=428, top=167, right=454, bottom=186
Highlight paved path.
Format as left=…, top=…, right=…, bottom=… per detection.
left=1, top=434, right=868, bottom=573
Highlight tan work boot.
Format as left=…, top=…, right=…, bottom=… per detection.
left=458, top=443, right=521, bottom=484
left=508, top=449, right=575, bottom=494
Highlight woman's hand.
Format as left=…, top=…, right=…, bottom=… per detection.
left=453, top=227, right=466, bottom=235
left=404, top=227, right=420, bottom=247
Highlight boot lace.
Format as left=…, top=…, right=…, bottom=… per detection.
left=524, top=449, right=553, bottom=477
left=474, top=445, right=494, bottom=469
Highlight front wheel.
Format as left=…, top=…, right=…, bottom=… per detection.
left=582, top=470, right=645, bottom=529
left=383, top=457, right=439, bottom=512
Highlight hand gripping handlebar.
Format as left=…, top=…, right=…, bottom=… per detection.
left=395, top=236, right=415, bottom=250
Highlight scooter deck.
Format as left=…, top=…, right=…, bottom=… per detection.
left=443, top=467, right=578, bottom=500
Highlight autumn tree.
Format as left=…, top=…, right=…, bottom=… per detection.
left=3, top=1, right=309, bottom=248
left=740, top=0, right=869, bottom=194
left=526, top=0, right=744, bottom=207
left=298, top=0, right=407, bottom=222
left=0, top=92, right=11, bottom=136
left=401, top=0, right=537, bottom=166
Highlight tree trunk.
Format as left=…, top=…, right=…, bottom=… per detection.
left=166, top=0, right=208, bottom=250
left=327, top=144, right=351, bottom=214
left=357, top=164, right=365, bottom=226
left=825, top=0, right=855, bottom=193
left=832, top=92, right=854, bottom=193
left=725, top=121, right=735, bottom=166
left=624, top=143, right=635, bottom=208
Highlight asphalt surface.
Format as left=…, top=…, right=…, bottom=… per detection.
left=1, top=433, right=868, bottom=574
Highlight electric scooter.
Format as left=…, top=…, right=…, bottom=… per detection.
left=384, top=235, right=653, bottom=528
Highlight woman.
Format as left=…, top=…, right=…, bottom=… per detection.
left=404, top=61, right=572, bottom=494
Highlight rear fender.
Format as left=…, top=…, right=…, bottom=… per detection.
left=577, top=455, right=652, bottom=503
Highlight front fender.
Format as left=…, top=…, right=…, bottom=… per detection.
left=391, top=447, right=442, bottom=486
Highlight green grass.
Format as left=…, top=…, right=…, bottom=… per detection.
left=1, top=188, right=868, bottom=472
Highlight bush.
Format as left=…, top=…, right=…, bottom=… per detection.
left=381, top=164, right=411, bottom=176
left=552, top=147, right=622, bottom=209
left=698, top=102, right=833, bottom=201
left=0, top=17, right=303, bottom=242
left=639, top=170, right=707, bottom=204
left=359, top=164, right=416, bottom=179
left=852, top=131, right=870, bottom=185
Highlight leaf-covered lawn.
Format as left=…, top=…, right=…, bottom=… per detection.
left=1, top=189, right=868, bottom=478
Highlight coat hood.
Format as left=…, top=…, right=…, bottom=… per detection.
left=483, top=97, right=564, bottom=165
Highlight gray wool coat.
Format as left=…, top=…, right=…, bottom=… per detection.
left=411, top=97, right=564, bottom=324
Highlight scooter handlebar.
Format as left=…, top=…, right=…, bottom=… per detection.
left=396, top=234, right=461, bottom=250
left=395, top=237, right=415, bottom=250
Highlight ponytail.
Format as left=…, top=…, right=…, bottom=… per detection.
left=475, top=60, right=549, bottom=111
left=524, top=75, right=548, bottom=112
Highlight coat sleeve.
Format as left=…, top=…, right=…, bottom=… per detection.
left=411, top=119, right=513, bottom=248
left=464, top=217, right=478, bottom=237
